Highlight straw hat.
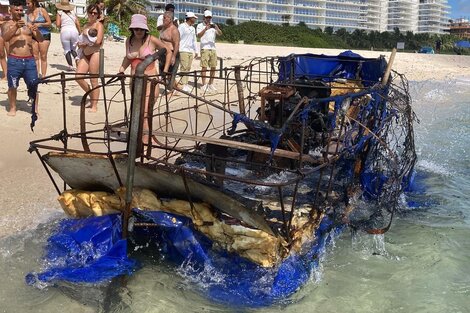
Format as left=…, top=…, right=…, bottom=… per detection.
left=55, top=0, right=75, bottom=11
left=128, top=14, right=149, bottom=31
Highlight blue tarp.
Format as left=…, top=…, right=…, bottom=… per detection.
left=455, top=40, right=470, bottom=48
left=26, top=215, right=138, bottom=286
left=278, top=51, right=387, bottom=87
left=27, top=210, right=339, bottom=307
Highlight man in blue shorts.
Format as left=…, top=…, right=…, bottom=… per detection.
left=2, top=2, right=43, bottom=120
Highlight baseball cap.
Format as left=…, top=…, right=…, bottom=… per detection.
left=185, top=12, right=197, bottom=19
left=204, top=10, right=212, bottom=17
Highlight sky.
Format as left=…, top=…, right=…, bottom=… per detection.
left=448, top=0, right=470, bottom=19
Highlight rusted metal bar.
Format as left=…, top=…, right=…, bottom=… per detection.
left=60, top=72, right=68, bottom=152
left=145, top=79, right=158, bottom=159
left=32, top=148, right=61, bottom=195
left=325, top=115, right=346, bottom=203
left=234, top=66, right=246, bottom=115
left=179, top=168, right=197, bottom=219
left=123, top=49, right=167, bottom=239
left=108, top=153, right=123, bottom=187
left=287, top=181, right=300, bottom=239
left=277, top=186, right=289, bottom=239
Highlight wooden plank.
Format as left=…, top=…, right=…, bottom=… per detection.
left=111, top=127, right=322, bottom=164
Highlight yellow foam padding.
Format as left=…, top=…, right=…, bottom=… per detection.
left=115, top=187, right=162, bottom=211
left=58, top=190, right=122, bottom=217
left=329, top=80, right=364, bottom=112
left=289, top=209, right=324, bottom=253
left=197, top=221, right=287, bottom=267
left=59, top=188, right=329, bottom=267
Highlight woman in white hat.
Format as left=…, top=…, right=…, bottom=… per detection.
left=55, top=0, right=81, bottom=71
left=75, top=3, right=104, bottom=113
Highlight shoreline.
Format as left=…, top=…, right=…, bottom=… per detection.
left=0, top=33, right=469, bottom=238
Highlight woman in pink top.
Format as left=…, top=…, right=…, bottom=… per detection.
left=118, top=14, right=172, bottom=144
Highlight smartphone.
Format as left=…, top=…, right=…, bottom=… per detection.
left=21, top=10, right=28, bottom=24
left=210, top=24, right=215, bottom=28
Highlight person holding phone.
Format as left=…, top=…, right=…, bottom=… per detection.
left=1, top=1, right=43, bottom=117
left=26, top=0, right=51, bottom=78
left=196, top=10, right=222, bottom=93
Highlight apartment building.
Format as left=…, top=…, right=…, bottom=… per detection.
left=448, top=18, right=470, bottom=39
left=147, top=0, right=449, bottom=33
left=418, top=0, right=450, bottom=34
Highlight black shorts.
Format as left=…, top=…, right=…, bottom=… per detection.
left=41, top=33, right=51, bottom=41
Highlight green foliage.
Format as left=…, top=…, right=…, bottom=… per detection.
left=219, top=21, right=464, bottom=54
left=226, top=18, right=235, bottom=26
left=219, top=21, right=347, bottom=49
left=106, top=0, right=150, bottom=23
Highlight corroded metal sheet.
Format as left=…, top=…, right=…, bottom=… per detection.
left=44, top=153, right=274, bottom=235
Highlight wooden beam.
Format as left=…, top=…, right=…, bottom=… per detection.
left=111, top=127, right=322, bottom=164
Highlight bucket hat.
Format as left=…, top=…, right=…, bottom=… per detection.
left=55, top=0, right=75, bottom=11
left=129, top=14, right=149, bottom=31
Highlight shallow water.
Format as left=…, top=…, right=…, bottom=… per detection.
left=1, top=78, right=469, bottom=313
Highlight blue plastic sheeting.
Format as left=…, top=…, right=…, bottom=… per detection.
left=278, top=51, right=387, bottom=87
left=360, top=171, right=388, bottom=200
left=26, top=214, right=138, bottom=286
left=27, top=210, right=340, bottom=307
left=455, top=40, right=470, bottom=48
left=132, top=210, right=339, bottom=307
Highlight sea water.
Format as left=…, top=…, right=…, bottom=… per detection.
left=0, top=78, right=469, bottom=313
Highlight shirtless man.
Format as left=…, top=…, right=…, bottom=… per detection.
left=2, top=3, right=43, bottom=117
left=159, top=10, right=180, bottom=80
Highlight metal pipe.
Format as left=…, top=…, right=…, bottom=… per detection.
left=234, top=66, right=246, bottom=115
left=123, top=49, right=167, bottom=239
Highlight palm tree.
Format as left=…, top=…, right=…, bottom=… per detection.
left=107, top=0, right=150, bottom=22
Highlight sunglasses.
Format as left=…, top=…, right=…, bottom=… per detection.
left=133, top=28, right=146, bottom=32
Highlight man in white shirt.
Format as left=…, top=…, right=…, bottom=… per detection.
left=178, top=12, right=197, bottom=93
left=196, top=10, right=222, bottom=93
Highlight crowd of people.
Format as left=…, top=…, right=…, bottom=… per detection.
left=0, top=1, right=222, bottom=117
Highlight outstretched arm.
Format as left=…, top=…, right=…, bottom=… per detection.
left=55, top=13, right=61, bottom=28
left=118, top=39, right=131, bottom=73
left=30, top=23, right=44, bottom=42
left=2, top=20, right=19, bottom=42
left=170, top=27, right=180, bottom=65
left=39, top=8, right=52, bottom=28
left=152, top=36, right=172, bottom=73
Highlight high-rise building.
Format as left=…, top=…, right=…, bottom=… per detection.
left=418, top=0, right=451, bottom=34
left=147, top=0, right=450, bottom=34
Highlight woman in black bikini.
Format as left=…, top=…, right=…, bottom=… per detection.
left=75, top=4, right=104, bottom=113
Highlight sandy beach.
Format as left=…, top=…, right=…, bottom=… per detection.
left=0, top=32, right=469, bottom=238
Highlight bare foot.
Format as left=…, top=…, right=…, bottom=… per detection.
left=88, top=107, right=98, bottom=113
left=7, top=110, right=16, bottom=116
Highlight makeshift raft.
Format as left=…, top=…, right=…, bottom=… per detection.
left=26, top=49, right=416, bottom=306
